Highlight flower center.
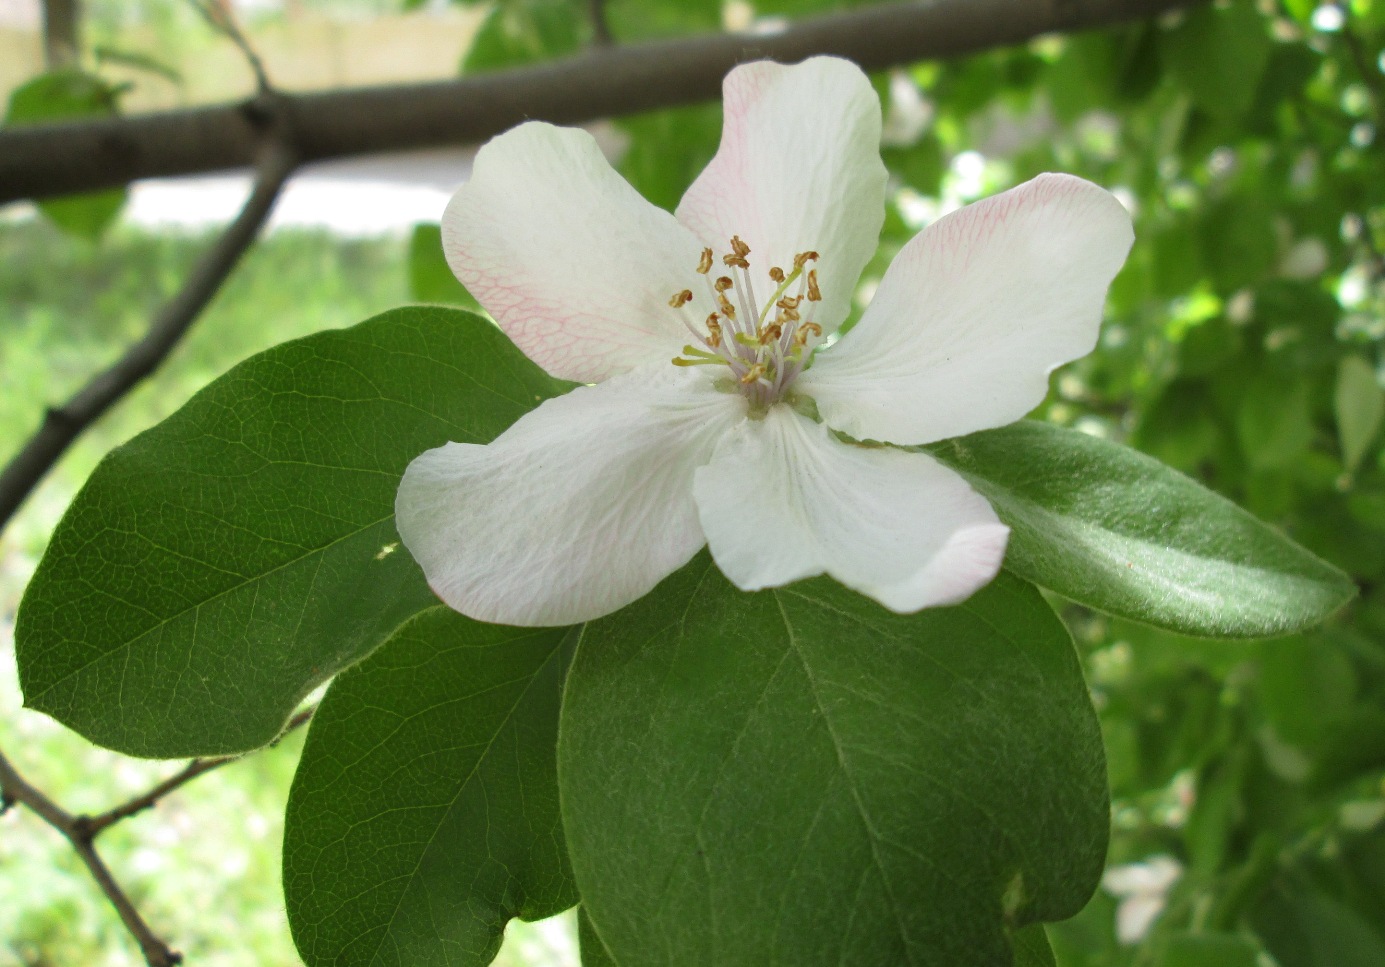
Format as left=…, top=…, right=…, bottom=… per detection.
left=668, top=235, right=824, bottom=407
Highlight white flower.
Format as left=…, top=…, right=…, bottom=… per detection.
left=396, top=56, right=1133, bottom=627
left=1102, top=855, right=1181, bottom=944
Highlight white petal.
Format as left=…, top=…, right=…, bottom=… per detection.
left=396, top=367, right=746, bottom=626
left=442, top=122, right=711, bottom=383
left=676, top=57, right=887, bottom=333
left=799, top=174, right=1134, bottom=446
left=692, top=406, right=1008, bottom=612
left=1116, top=896, right=1166, bottom=945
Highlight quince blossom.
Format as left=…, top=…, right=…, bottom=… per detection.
left=396, top=56, right=1133, bottom=627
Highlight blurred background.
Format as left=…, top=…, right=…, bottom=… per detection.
left=2, top=0, right=1384, bottom=965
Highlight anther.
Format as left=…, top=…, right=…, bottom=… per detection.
left=760, top=323, right=783, bottom=344
left=705, top=313, right=723, bottom=347
left=714, top=276, right=734, bottom=292
left=806, top=269, right=821, bottom=302
left=697, top=248, right=714, bottom=274
left=730, top=236, right=751, bottom=258
left=669, top=289, right=694, bottom=308
left=793, top=251, right=820, bottom=270
left=794, top=322, right=822, bottom=346
left=768, top=266, right=785, bottom=283
left=740, top=363, right=766, bottom=384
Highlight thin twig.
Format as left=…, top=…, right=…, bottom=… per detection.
left=0, top=749, right=183, bottom=966
left=187, top=0, right=272, bottom=95
left=81, top=706, right=315, bottom=837
left=0, top=140, right=297, bottom=532
left=0, top=706, right=314, bottom=966
left=589, top=0, right=615, bottom=47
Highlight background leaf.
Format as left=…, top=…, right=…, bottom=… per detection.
left=1335, top=356, right=1383, bottom=473
left=930, top=421, right=1355, bottom=638
left=4, top=71, right=127, bottom=239
left=561, top=559, right=1107, bottom=967
left=579, top=908, right=619, bottom=967
left=284, top=607, right=578, bottom=967
left=15, top=306, right=566, bottom=757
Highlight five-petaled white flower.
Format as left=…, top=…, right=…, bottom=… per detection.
left=396, top=56, right=1133, bottom=627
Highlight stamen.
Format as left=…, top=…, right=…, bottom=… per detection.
left=723, top=236, right=751, bottom=270
left=669, top=289, right=694, bottom=308
left=806, top=269, right=821, bottom=302
left=793, top=251, right=819, bottom=271
left=705, top=313, right=723, bottom=347
left=739, top=363, right=766, bottom=384
left=793, top=322, right=822, bottom=347
left=714, top=276, right=734, bottom=292
left=769, top=266, right=785, bottom=283
left=697, top=248, right=714, bottom=274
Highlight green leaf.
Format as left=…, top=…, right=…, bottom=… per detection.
left=16, top=306, right=566, bottom=757
left=408, top=223, right=479, bottom=310
left=1154, top=932, right=1260, bottom=967
left=929, top=420, right=1355, bottom=638
left=1013, top=925, right=1056, bottom=967
left=1160, top=4, right=1272, bottom=120
left=284, top=608, right=578, bottom=967
left=462, top=0, right=583, bottom=74
left=1336, top=356, right=1383, bottom=473
left=1252, top=880, right=1385, bottom=967
left=579, top=907, right=619, bottom=967
left=4, top=71, right=127, bottom=239
left=560, top=560, right=1107, bottom=967
left=1237, top=377, right=1315, bottom=471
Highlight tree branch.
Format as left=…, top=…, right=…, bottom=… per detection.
left=0, top=749, right=183, bottom=966
left=0, top=707, right=313, bottom=967
left=0, top=0, right=1209, bottom=206
left=0, top=140, right=297, bottom=530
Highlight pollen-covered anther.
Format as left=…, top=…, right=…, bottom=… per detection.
left=793, top=250, right=820, bottom=271
left=714, top=276, right=734, bottom=292
left=768, top=266, right=785, bottom=283
left=759, top=323, right=783, bottom=345
left=794, top=321, right=822, bottom=346
left=705, top=313, right=723, bottom=346
left=723, top=235, right=751, bottom=269
left=739, top=363, right=767, bottom=384
left=806, top=269, right=822, bottom=302
left=697, top=248, right=714, bottom=274
left=669, top=289, right=694, bottom=308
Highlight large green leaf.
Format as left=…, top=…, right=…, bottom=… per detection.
left=16, top=307, right=566, bottom=757
left=579, top=908, right=619, bottom=967
left=1013, top=925, right=1057, bottom=967
left=929, top=421, right=1355, bottom=638
left=560, top=559, right=1107, bottom=967
left=284, top=607, right=578, bottom=966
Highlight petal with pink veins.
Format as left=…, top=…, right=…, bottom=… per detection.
left=676, top=57, right=888, bottom=334
left=799, top=173, right=1134, bottom=446
left=443, top=122, right=711, bottom=383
